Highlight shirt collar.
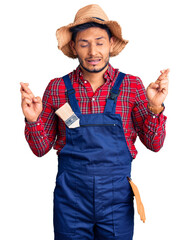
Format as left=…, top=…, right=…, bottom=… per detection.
left=75, top=63, right=116, bottom=83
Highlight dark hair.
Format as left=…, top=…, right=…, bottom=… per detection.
left=70, top=22, right=112, bottom=42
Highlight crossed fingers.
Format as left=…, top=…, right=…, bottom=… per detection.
left=155, top=68, right=170, bottom=94
left=157, top=68, right=170, bottom=82
left=20, top=82, right=36, bottom=107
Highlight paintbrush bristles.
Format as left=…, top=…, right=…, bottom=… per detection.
left=55, top=103, right=80, bottom=128
left=55, top=103, right=74, bottom=121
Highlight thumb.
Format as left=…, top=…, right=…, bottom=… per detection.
left=33, top=96, right=42, bottom=103
left=148, top=82, right=159, bottom=89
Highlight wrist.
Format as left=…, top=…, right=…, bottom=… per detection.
left=26, top=118, right=38, bottom=123
left=147, top=103, right=164, bottom=115
left=25, top=115, right=39, bottom=123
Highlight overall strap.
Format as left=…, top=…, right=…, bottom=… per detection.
left=104, top=72, right=126, bottom=114
left=62, top=74, right=81, bottom=114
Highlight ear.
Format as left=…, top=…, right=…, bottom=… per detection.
left=69, top=41, right=77, bottom=56
left=109, top=37, right=115, bottom=53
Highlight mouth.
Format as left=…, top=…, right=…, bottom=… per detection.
left=86, top=59, right=101, bottom=65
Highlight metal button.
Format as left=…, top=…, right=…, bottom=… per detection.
left=84, top=80, right=87, bottom=84
left=153, top=115, right=156, bottom=119
left=92, top=97, right=95, bottom=101
left=37, top=123, right=40, bottom=125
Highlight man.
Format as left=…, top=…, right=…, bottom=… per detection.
left=20, top=4, right=169, bottom=240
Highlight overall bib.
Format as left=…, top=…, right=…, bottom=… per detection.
left=53, top=73, right=134, bottom=240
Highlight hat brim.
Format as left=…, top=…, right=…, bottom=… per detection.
left=56, top=17, right=129, bottom=58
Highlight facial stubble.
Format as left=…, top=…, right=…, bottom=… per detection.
left=78, top=55, right=110, bottom=73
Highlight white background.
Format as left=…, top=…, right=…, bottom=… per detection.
left=1, top=0, right=190, bottom=239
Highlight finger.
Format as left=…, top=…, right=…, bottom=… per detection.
left=163, top=69, right=170, bottom=78
left=159, top=83, right=168, bottom=91
left=156, top=76, right=169, bottom=84
left=161, top=88, right=168, bottom=95
left=20, top=82, right=29, bottom=90
left=157, top=73, right=166, bottom=82
left=21, top=92, right=33, bottom=100
left=20, top=82, right=29, bottom=85
left=157, top=79, right=169, bottom=85
left=22, top=97, right=32, bottom=107
left=20, top=83, right=29, bottom=93
left=160, top=68, right=170, bottom=77
left=160, top=68, right=169, bottom=73
left=148, top=82, right=159, bottom=89
left=33, top=96, right=42, bottom=103
left=158, top=84, right=168, bottom=94
left=20, top=82, right=30, bottom=93
left=165, top=69, right=170, bottom=78
left=156, top=77, right=163, bottom=83
left=20, top=82, right=34, bottom=97
left=159, top=72, right=167, bottom=79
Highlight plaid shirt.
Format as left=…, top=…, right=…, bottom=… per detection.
left=25, top=64, right=167, bottom=159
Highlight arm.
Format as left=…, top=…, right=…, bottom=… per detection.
left=21, top=80, right=57, bottom=157
left=132, top=69, right=169, bottom=152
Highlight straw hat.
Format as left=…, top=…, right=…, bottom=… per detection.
left=56, top=4, right=129, bottom=58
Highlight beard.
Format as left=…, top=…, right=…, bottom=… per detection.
left=78, top=55, right=110, bottom=73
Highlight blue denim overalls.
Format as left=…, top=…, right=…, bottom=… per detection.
left=53, top=72, right=134, bottom=240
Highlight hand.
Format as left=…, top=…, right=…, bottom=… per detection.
left=20, top=82, right=42, bottom=122
left=146, top=68, right=170, bottom=107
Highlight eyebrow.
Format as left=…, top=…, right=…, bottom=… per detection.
left=96, top=37, right=105, bottom=40
left=78, top=39, right=88, bottom=43
left=78, top=37, right=105, bottom=42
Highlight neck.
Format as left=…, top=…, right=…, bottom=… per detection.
left=80, top=64, right=109, bottom=87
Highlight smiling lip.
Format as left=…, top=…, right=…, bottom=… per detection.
left=87, top=59, right=101, bottom=65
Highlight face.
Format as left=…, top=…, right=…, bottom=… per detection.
left=70, top=27, right=114, bottom=73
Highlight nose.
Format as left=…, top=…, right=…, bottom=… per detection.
left=88, top=43, right=96, bottom=56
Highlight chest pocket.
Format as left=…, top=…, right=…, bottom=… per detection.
left=69, top=124, right=118, bottom=159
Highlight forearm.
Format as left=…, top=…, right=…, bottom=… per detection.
left=24, top=79, right=57, bottom=157
left=132, top=75, right=167, bottom=152
left=138, top=106, right=167, bottom=152
left=24, top=116, right=56, bottom=157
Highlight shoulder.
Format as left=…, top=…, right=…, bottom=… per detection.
left=43, top=77, right=64, bottom=96
left=49, top=77, right=64, bottom=87
left=118, top=71, right=144, bottom=89
left=44, top=71, right=74, bottom=95
left=123, top=73, right=142, bottom=83
left=109, top=64, right=141, bottom=84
